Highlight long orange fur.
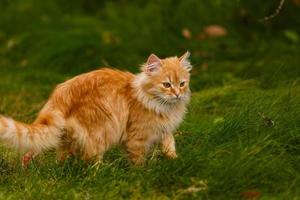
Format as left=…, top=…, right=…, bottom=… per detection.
left=0, top=52, right=192, bottom=166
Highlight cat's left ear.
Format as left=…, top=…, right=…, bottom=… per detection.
left=179, top=51, right=192, bottom=72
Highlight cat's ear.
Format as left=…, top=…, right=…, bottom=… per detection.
left=144, top=54, right=161, bottom=74
left=179, top=51, right=192, bottom=72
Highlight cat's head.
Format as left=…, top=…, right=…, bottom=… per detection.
left=134, top=52, right=192, bottom=110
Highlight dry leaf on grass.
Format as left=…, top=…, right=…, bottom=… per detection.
left=182, top=28, right=192, bottom=39
left=292, top=0, right=300, bottom=6
left=240, top=190, right=262, bottom=200
left=203, top=25, right=227, bottom=37
left=7, top=38, right=16, bottom=49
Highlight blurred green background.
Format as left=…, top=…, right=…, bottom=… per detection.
left=0, top=0, right=299, bottom=88
left=0, top=0, right=300, bottom=199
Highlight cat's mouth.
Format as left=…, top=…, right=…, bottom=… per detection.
left=150, top=91, right=188, bottom=106
left=155, top=95, right=184, bottom=105
left=168, top=96, right=182, bottom=103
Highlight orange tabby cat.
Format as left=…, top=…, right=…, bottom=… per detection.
left=0, top=52, right=192, bottom=166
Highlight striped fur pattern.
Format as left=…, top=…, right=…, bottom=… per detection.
left=0, top=52, right=192, bottom=165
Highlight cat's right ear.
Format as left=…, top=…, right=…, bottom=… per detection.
left=143, top=54, right=161, bottom=75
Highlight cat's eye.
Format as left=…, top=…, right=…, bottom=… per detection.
left=163, top=82, right=171, bottom=88
left=180, top=82, right=185, bottom=87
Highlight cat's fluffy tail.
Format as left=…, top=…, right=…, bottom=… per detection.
left=0, top=115, right=62, bottom=152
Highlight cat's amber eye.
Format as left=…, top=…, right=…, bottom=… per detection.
left=163, top=82, right=171, bottom=88
left=180, top=82, right=185, bottom=87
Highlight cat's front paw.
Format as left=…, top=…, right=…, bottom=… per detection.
left=165, top=151, right=178, bottom=159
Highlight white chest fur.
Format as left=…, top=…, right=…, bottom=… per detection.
left=154, top=106, right=186, bottom=135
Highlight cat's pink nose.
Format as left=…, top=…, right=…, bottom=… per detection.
left=173, top=88, right=180, bottom=98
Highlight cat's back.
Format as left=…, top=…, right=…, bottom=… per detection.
left=56, top=68, right=133, bottom=94
left=64, top=68, right=134, bottom=89
left=48, top=68, right=135, bottom=117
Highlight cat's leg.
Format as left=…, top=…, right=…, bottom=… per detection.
left=82, top=152, right=105, bottom=167
left=56, top=148, right=75, bottom=163
left=56, top=150, right=67, bottom=163
left=22, top=151, right=38, bottom=167
left=125, top=138, right=148, bottom=165
left=82, top=141, right=107, bottom=164
left=161, top=133, right=178, bottom=159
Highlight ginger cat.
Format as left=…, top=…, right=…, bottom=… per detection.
left=0, top=52, right=192, bottom=166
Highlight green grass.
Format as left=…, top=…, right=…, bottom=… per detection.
left=1, top=0, right=300, bottom=199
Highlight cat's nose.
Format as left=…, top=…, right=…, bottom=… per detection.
left=173, top=88, right=180, bottom=98
left=174, top=93, right=180, bottom=98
